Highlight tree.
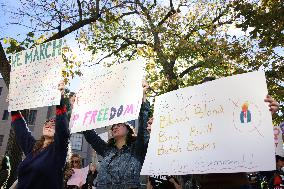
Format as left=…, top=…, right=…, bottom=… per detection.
left=80, top=0, right=283, bottom=121
left=233, top=0, right=284, bottom=48
left=232, top=0, right=284, bottom=124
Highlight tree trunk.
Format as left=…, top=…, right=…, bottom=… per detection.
left=162, top=59, right=179, bottom=92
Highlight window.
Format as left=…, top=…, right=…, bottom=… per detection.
left=0, top=87, right=2, bottom=96
left=70, top=134, right=83, bottom=151
left=0, top=135, right=4, bottom=146
left=28, top=110, right=37, bottom=125
left=46, top=106, right=53, bottom=119
left=2, top=110, right=9, bottom=120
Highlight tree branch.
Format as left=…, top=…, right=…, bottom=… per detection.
left=95, top=40, right=147, bottom=65
left=44, top=15, right=100, bottom=43
left=77, top=0, right=83, bottom=20
left=170, top=0, right=173, bottom=9
left=115, top=11, right=139, bottom=21
left=179, top=62, right=204, bottom=78
left=112, top=34, right=148, bottom=45
left=157, top=9, right=176, bottom=27
left=95, top=0, right=100, bottom=18
left=128, top=49, right=137, bottom=61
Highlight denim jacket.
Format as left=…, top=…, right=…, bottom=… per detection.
left=83, top=101, right=150, bottom=189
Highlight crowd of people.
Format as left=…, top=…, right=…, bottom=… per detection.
left=1, top=77, right=283, bottom=189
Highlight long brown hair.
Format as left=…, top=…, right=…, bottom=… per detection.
left=32, top=136, right=54, bottom=154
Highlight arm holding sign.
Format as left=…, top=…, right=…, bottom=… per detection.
left=134, top=80, right=151, bottom=161
left=83, top=130, right=108, bottom=157
left=54, top=82, right=70, bottom=162
left=146, top=176, right=153, bottom=189
left=265, top=95, right=279, bottom=115
left=168, top=177, right=182, bottom=189
left=10, top=105, right=36, bottom=156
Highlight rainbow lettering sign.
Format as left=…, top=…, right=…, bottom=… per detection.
left=8, top=39, right=63, bottom=111
left=69, top=62, right=145, bottom=133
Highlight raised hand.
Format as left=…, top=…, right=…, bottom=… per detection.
left=264, top=95, right=279, bottom=115
left=58, top=81, right=65, bottom=96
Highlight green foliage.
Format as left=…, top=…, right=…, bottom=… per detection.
left=233, top=0, right=284, bottom=48
left=79, top=0, right=283, bottom=124
left=2, top=0, right=283, bottom=124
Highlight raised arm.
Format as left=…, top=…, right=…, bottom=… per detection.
left=11, top=111, right=36, bottom=156
left=54, top=82, right=70, bottom=162
left=134, top=101, right=150, bottom=159
left=134, top=80, right=150, bottom=161
left=83, top=130, right=108, bottom=157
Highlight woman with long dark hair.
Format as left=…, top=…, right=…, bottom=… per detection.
left=10, top=82, right=70, bottom=189
left=83, top=81, right=150, bottom=189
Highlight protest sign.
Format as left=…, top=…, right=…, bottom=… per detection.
left=67, top=166, right=89, bottom=186
left=141, top=71, right=275, bottom=175
left=8, top=39, right=63, bottom=111
left=70, top=62, right=144, bottom=133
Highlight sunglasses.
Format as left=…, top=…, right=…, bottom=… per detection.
left=71, top=160, right=80, bottom=164
left=44, top=119, right=55, bottom=125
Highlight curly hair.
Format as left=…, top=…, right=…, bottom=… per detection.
left=70, top=153, right=82, bottom=168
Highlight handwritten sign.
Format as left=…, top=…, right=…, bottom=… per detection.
left=141, top=71, right=275, bottom=175
left=70, top=62, right=145, bottom=133
left=67, top=166, right=89, bottom=186
left=8, top=39, right=64, bottom=111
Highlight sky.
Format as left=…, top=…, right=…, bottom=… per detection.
left=0, top=0, right=283, bottom=92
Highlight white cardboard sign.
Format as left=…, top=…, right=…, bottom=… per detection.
left=141, top=71, right=275, bottom=175
left=8, top=39, right=63, bottom=111
left=70, top=62, right=145, bottom=133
